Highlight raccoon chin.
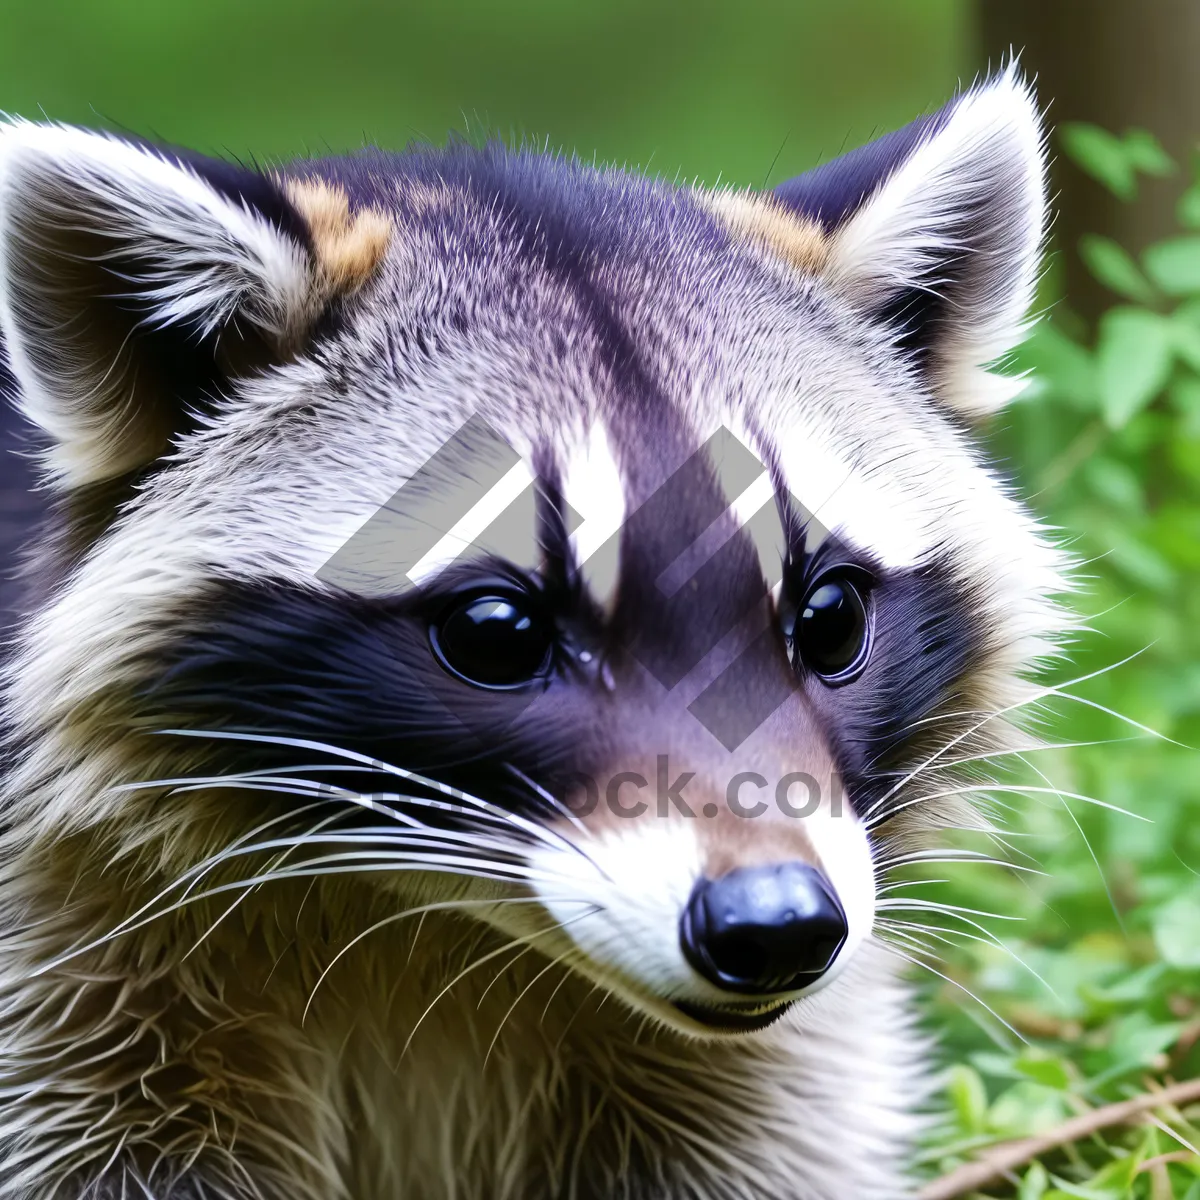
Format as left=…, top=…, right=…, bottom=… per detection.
left=671, top=998, right=795, bottom=1034
left=622, top=985, right=800, bottom=1039
left=557, top=958, right=801, bottom=1040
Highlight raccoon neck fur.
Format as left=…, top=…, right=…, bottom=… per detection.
left=0, top=862, right=920, bottom=1200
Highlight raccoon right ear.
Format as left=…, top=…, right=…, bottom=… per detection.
left=773, top=66, right=1046, bottom=419
left=0, top=122, right=390, bottom=487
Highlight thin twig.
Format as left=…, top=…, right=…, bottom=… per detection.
left=1138, top=1150, right=1196, bottom=1174
left=918, top=1077, right=1200, bottom=1200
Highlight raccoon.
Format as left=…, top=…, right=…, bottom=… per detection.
left=0, top=66, right=1069, bottom=1199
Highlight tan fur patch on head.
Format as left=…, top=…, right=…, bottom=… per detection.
left=702, top=188, right=828, bottom=274
left=284, top=179, right=393, bottom=295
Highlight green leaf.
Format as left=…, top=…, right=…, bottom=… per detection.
left=1019, top=1161, right=1050, bottom=1200
left=1105, top=1011, right=1184, bottom=1071
left=1073, top=1150, right=1141, bottom=1195
left=971, top=1051, right=1025, bottom=1081
left=1016, top=322, right=1098, bottom=410
left=946, top=1064, right=989, bottom=1134
left=1171, top=376, right=1200, bottom=438
left=1059, top=127, right=1172, bottom=202
left=1178, top=183, right=1200, bottom=228
left=1082, top=458, right=1144, bottom=514
left=1143, top=236, right=1200, bottom=295
left=1174, top=295, right=1200, bottom=325
left=1015, top=1049, right=1072, bottom=1091
left=1171, top=309, right=1200, bottom=372
left=1122, top=128, right=1175, bottom=176
left=1061, top=123, right=1137, bottom=199
left=1104, top=529, right=1176, bottom=590
left=1079, top=234, right=1158, bottom=304
left=1045, top=1176, right=1125, bottom=1200
left=988, top=1082, right=1071, bottom=1139
left=1153, top=887, right=1200, bottom=967
left=1095, top=307, right=1175, bottom=426
left=1080, top=963, right=1169, bottom=1008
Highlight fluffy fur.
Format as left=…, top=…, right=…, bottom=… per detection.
left=0, top=66, right=1069, bottom=1199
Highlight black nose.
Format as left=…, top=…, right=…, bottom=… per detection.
left=680, top=863, right=848, bottom=994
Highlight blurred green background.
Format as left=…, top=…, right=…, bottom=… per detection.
left=1, top=2, right=1197, bottom=1196
left=0, top=0, right=965, bottom=188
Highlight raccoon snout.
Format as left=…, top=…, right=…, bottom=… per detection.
left=679, top=863, right=848, bottom=995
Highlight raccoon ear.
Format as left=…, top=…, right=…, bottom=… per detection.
left=0, top=123, right=388, bottom=487
left=774, top=67, right=1046, bottom=418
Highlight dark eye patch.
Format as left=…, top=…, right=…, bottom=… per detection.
left=140, top=573, right=603, bottom=830
left=792, top=556, right=983, bottom=821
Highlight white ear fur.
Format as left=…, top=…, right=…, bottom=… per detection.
left=826, top=66, right=1047, bottom=417
left=0, top=121, right=319, bottom=486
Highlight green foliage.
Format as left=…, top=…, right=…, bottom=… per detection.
left=1061, top=125, right=1174, bottom=200
left=920, top=124, right=1200, bottom=1197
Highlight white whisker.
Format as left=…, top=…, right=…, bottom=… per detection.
left=878, top=910, right=1055, bottom=998
left=873, top=938, right=1026, bottom=1044
left=483, top=949, right=581, bottom=1069
left=399, top=911, right=594, bottom=1061
left=864, top=648, right=1157, bottom=825
left=150, top=730, right=603, bottom=871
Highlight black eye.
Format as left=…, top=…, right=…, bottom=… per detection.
left=793, top=573, right=871, bottom=683
left=430, top=593, right=554, bottom=689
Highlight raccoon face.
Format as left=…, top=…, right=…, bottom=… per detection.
left=0, top=68, right=1066, bottom=1038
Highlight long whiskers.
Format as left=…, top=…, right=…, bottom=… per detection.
left=68, top=727, right=613, bottom=970
left=876, top=899, right=1056, bottom=997
left=152, top=728, right=598, bottom=869
left=299, top=896, right=597, bottom=1026
left=398, top=909, right=596, bottom=1062
left=1016, top=749, right=1126, bottom=932
left=41, top=811, right=602, bottom=975
left=482, top=948, right=583, bottom=1069
left=873, top=937, right=1026, bottom=1044
left=863, top=648, right=1169, bottom=827
left=502, top=762, right=592, bottom=842
left=866, top=781, right=1148, bottom=832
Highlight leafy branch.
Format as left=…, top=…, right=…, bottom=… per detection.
left=920, top=1078, right=1200, bottom=1199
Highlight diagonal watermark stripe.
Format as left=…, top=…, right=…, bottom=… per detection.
left=406, top=458, right=537, bottom=587
left=318, top=415, right=523, bottom=597
left=318, top=416, right=830, bottom=753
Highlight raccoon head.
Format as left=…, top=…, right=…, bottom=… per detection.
left=0, top=67, right=1067, bottom=1038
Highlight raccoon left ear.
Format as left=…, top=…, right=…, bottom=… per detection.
left=0, top=122, right=390, bottom=487
left=774, top=66, right=1046, bottom=418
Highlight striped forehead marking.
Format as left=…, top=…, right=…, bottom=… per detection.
left=561, top=420, right=626, bottom=612
left=560, top=422, right=806, bottom=616
left=319, top=406, right=933, bottom=612
left=772, top=420, right=933, bottom=569
left=562, top=421, right=794, bottom=617
left=653, top=455, right=782, bottom=600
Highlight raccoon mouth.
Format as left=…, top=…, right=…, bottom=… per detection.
left=673, top=998, right=794, bottom=1033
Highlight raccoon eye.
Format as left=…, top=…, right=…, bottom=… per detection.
left=793, top=573, right=871, bottom=684
left=430, top=593, right=554, bottom=689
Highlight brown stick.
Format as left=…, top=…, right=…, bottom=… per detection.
left=918, top=1077, right=1200, bottom=1200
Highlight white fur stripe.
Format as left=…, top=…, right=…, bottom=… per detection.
left=564, top=421, right=626, bottom=611
left=776, top=421, right=929, bottom=568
